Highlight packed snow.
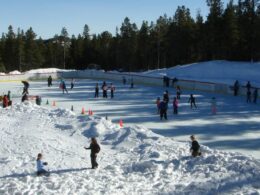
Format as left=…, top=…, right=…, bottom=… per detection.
left=26, top=68, right=75, bottom=74
left=1, top=60, right=260, bottom=194
left=0, top=102, right=259, bottom=194
left=8, top=70, right=22, bottom=75
left=142, top=60, right=260, bottom=87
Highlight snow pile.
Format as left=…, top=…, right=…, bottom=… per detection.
left=0, top=103, right=259, bottom=194
left=0, top=72, right=6, bottom=75
left=142, top=60, right=260, bottom=86
left=8, top=70, right=21, bottom=75
left=26, top=68, right=76, bottom=74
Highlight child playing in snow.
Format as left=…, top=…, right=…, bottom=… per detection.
left=211, top=97, right=217, bottom=114
left=156, top=97, right=160, bottom=114
left=190, top=135, right=201, bottom=157
left=84, top=138, right=101, bottom=169
left=173, top=97, right=178, bottom=114
left=36, top=153, right=50, bottom=176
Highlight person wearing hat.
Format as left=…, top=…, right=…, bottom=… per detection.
left=190, top=135, right=201, bottom=157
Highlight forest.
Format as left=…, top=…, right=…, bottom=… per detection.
left=0, top=0, right=259, bottom=72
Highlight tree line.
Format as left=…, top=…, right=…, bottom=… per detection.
left=0, top=0, right=259, bottom=72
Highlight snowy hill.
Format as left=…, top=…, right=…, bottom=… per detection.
left=142, top=60, right=260, bottom=87
left=0, top=103, right=260, bottom=194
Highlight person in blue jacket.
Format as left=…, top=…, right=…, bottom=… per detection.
left=159, top=99, right=168, bottom=120
left=36, top=153, right=50, bottom=176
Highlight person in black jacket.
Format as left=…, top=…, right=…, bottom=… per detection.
left=94, top=83, right=99, bottom=98
left=159, top=99, right=168, bottom=120
left=190, top=135, right=201, bottom=157
left=188, top=94, right=197, bottom=108
left=84, top=137, right=101, bottom=169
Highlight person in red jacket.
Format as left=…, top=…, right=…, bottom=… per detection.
left=3, top=95, right=9, bottom=108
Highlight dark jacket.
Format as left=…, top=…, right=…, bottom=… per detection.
left=191, top=140, right=200, bottom=152
left=86, top=143, right=100, bottom=156
left=159, top=101, right=168, bottom=110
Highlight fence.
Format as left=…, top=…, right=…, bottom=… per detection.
left=0, top=70, right=258, bottom=98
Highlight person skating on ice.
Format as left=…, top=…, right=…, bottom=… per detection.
left=211, top=97, right=217, bottom=114
left=95, top=83, right=99, bottom=98
left=173, top=97, right=178, bottom=114
left=188, top=94, right=197, bottom=109
left=110, top=83, right=115, bottom=99
left=253, top=88, right=258, bottom=104
left=159, top=99, right=168, bottom=120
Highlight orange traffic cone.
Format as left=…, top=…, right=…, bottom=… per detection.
left=52, top=101, right=56, bottom=106
left=119, top=119, right=123, bottom=128
left=81, top=107, right=85, bottom=115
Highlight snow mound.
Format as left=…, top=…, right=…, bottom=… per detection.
left=26, top=68, right=76, bottom=74
left=0, top=72, right=6, bottom=75
left=142, top=60, right=260, bottom=86
left=0, top=103, right=259, bottom=194
left=8, top=70, right=21, bottom=75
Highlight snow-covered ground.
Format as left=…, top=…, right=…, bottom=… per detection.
left=0, top=102, right=260, bottom=194
left=1, top=60, right=260, bottom=194
left=142, top=60, right=260, bottom=87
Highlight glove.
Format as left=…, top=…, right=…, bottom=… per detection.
left=43, top=162, right=48, bottom=165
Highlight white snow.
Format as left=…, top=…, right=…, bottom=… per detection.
left=0, top=102, right=259, bottom=194
left=0, top=72, right=6, bottom=75
left=8, top=70, right=21, bottom=75
left=142, top=60, right=260, bottom=87
left=26, top=68, right=75, bottom=74
left=1, top=60, right=260, bottom=194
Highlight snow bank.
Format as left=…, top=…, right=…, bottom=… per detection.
left=0, top=72, right=6, bottom=75
left=142, top=60, right=260, bottom=86
left=0, top=103, right=259, bottom=194
left=8, top=70, right=21, bottom=75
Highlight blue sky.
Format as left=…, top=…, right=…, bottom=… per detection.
left=0, top=0, right=232, bottom=39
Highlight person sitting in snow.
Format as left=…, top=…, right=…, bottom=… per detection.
left=36, top=153, right=50, bottom=176
left=21, top=93, right=28, bottom=102
left=84, top=137, right=101, bottom=169
left=190, top=135, right=201, bottom=157
left=2, top=95, right=9, bottom=108
left=35, top=96, right=42, bottom=105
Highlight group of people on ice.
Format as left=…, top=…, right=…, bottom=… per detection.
left=95, top=81, right=115, bottom=99
left=233, top=80, right=258, bottom=103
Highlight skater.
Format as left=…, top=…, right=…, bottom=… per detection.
left=110, top=83, right=115, bottom=99
left=22, top=81, right=29, bottom=95
left=35, top=96, right=42, bottom=105
left=176, top=86, right=181, bottom=100
left=159, top=99, right=168, bottom=120
left=102, top=82, right=108, bottom=98
left=2, top=95, right=9, bottom=108
left=94, top=83, right=99, bottom=98
left=253, top=88, right=258, bottom=104
left=84, top=137, right=101, bottom=169
left=173, top=97, right=178, bottom=114
left=47, top=76, right=52, bottom=87
left=156, top=97, right=160, bottom=114
left=246, top=81, right=251, bottom=92
left=211, top=97, right=217, bottom=114
left=188, top=94, right=197, bottom=109
left=246, top=89, right=252, bottom=103
left=233, top=80, right=239, bottom=96
left=60, top=80, right=68, bottom=94
left=36, top=153, right=50, bottom=176
left=122, top=76, right=126, bottom=85
left=163, top=90, right=169, bottom=104
left=172, top=77, right=178, bottom=87
left=190, top=135, right=201, bottom=157
left=70, top=78, right=75, bottom=89
left=130, top=78, right=134, bottom=89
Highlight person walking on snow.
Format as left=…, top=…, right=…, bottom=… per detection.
left=253, top=88, right=258, bottom=104
left=95, top=83, right=99, bottom=98
left=190, top=135, right=201, bottom=157
left=211, top=97, right=217, bottom=114
left=36, top=153, right=50, bottom=176
left=173, top=97, right=178, bottom=114
left=159, top=99, right=168, bottom=120
left=163, top=90, right=169, bottom=104
left=188, top=94, right=197, bottom=108
left=84, top=137, right=101, bottom=169
left=110, top=83, right=115, bottom=99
